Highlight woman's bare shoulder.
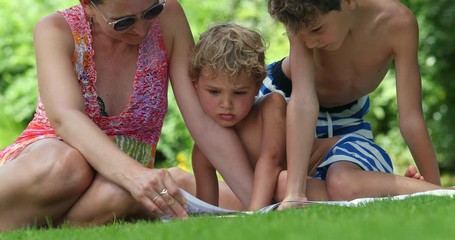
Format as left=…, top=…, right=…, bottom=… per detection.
left=158, top=0, right=192, bottom=54
left=34, top=11, right=72, bottom=36
left=33, top=11, right=74, bottom=55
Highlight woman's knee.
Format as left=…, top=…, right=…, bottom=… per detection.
left=56, top=146, right=94, bottom=192
left=22, top=141, right=94, bottom=199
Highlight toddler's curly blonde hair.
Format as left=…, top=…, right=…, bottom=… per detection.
left=190, top=23, right=267, bottom=84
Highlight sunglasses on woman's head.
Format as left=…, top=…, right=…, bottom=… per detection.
left=90, top=0, right=166, bottom=31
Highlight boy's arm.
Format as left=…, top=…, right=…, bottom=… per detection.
left=191, top=145, right=220, bottom=206
left=282, top=34, right=319, bottom=205
left=249, top=93, right=287, bottom=210
left=391, top=9, right=441, bottom=185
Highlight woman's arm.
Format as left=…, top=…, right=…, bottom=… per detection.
left=161, top=0, right=254, bottom=206
left=34, top=12, right=187, bottom=218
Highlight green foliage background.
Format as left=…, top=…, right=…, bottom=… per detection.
left=0, top=1, right=453, bottom=181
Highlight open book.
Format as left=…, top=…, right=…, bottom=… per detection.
left=180, top=188, right=285, bottom=216
left=180, top=188, right=455, bottom=216
left=181, top=188, right=283, bottom=215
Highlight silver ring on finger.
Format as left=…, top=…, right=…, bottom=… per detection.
left=152, top=195, right=160, bottom=202
left=159, top=188, right=168, bottom=196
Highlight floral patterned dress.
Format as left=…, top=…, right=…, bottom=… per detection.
left=0, top=5, right=169, bottom=168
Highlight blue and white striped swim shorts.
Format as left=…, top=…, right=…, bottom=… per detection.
left=260, top=59, right=393, bottom=180
left=314, top=133, right=393, bottom=179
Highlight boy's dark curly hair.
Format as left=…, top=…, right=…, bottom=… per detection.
left=268, top=0, right=342, bottom=36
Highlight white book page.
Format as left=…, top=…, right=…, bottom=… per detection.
left=180, top=188, right=239, bottom=215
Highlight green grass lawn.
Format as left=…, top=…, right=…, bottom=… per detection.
left=2, top=195, right=454, bottom=240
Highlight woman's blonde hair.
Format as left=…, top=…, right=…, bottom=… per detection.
left=190, top=23, right=267, bottom=83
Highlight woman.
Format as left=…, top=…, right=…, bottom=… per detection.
left=0, top=0, right=253, bottom=230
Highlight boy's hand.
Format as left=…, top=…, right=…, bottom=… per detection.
left=277, top=196, right=310, bottom=210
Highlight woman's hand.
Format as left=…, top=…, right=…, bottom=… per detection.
left=128, top=168, right=188, bottom=218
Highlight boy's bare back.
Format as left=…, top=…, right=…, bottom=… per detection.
left=281, top=0, right=417, bottom=108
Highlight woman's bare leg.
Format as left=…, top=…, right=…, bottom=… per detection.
left=62, top=174, right=153, bottom=227
left=64, top=167, right=244, bottom=227
left=0, top=139, right=93, bottom=231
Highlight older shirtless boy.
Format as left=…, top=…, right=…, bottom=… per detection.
left=260, top=0, right=441, bottom=204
